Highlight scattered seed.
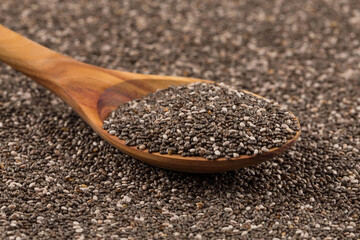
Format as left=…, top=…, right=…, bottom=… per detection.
left=1, top=1, right=358, bottom=239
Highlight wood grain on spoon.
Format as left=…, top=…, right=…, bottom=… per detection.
left=0, top=25, right=301, bottom=173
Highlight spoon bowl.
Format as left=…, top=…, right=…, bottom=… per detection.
left=0, top=25, right=300, bottom=173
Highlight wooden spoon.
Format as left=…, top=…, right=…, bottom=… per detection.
left=0, top=25, right=301, bottom=173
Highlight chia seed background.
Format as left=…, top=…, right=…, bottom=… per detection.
left=0, top=0, right=359, bottom=239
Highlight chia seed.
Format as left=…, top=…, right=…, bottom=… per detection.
left=103, top=82, right=299, bottom=159
left=1, top=0, right=360, bottom=239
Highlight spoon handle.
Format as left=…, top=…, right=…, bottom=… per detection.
left=0, top=24, right=130, bottom=110
left=0, top=25, right=78, bottom=89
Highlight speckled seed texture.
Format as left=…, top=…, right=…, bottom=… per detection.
left=0, top=0, right=359, bottom=239
left=103, top=82, right=299, bottom=160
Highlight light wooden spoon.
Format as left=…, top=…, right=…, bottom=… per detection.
left=0, top=25, right=300, bottom=173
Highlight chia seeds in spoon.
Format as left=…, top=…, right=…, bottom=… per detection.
left=103, top=82, right=299, bottom=160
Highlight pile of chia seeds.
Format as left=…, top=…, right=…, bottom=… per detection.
left=103, top=82, right=299, bottom=159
